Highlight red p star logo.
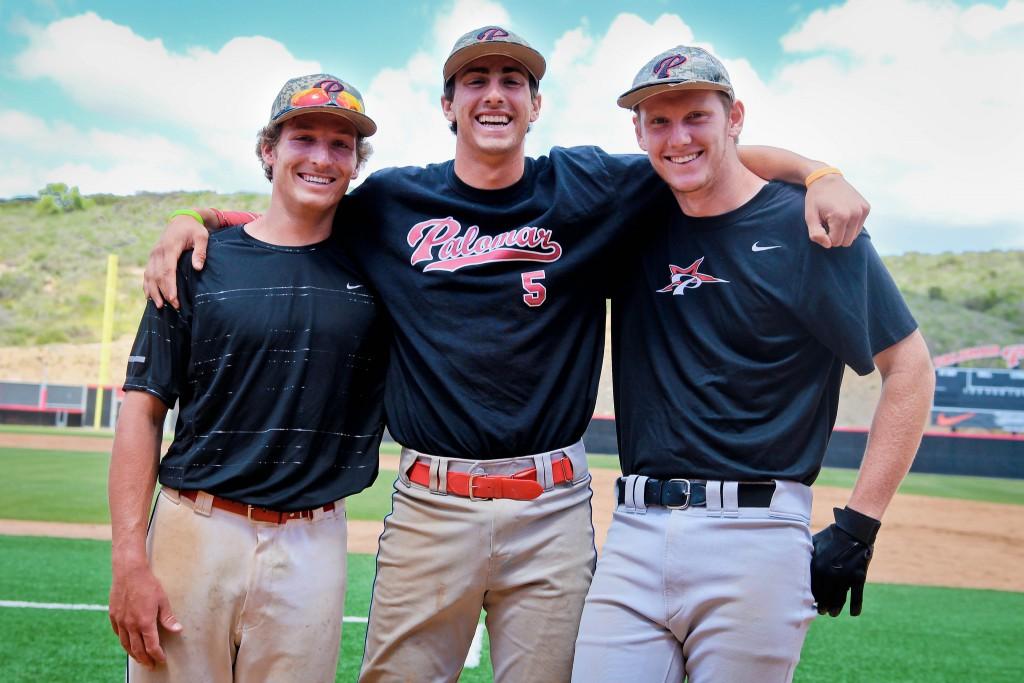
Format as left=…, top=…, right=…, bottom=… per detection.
left=477, top=27, right=510, bottom=41
left=653, top=54, right=687, bottom=79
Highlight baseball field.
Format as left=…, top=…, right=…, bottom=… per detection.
left=0, top=426, right=1022, bottom=682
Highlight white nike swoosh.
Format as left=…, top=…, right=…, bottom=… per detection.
left=346, top=283, right=364, bottom=290
left=751, top=242, right=782, bottom=252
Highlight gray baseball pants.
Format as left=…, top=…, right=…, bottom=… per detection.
left=572, top=476, right=816, bottom=683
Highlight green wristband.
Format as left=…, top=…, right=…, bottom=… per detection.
left=168, top=209, right=204, bottom=226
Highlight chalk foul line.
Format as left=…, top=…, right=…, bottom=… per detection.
left=0, top=600, right=485, bottom=668
left=0, top=600, right=369, bottom=624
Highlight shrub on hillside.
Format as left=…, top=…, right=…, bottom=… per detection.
left=36, top=183, right=91, bottom=215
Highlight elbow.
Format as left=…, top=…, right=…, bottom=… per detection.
left=877, top=330, right=934, bottom=394
left=909, top=353, right=935, bottom=402
left=914, top=338, right=936, bottom=395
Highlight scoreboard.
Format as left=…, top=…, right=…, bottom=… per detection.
left=931, top=367, right=1024, bottom=431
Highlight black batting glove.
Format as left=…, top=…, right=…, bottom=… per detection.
left=811, top=506, right=881, bottom=617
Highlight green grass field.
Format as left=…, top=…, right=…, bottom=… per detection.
left=1, top=535, right=1020, bottom=682
left=0, top=425, right=119, bottom=438
left=0, top=537, right=496, bottom=682
left=1, top=436, right=1022, bottom=681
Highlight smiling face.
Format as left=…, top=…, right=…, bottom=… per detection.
left=634, top=89, right=743, bottom=200
left=441, top=55, right=541, bottom=161
left=261, top=112, right=359, bottom=213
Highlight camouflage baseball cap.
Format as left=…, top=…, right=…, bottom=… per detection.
left=443, top=26, right=546, bottom=83
left=270, top=73, right=376, bottom=137
left=617, top=46, right=733, bottom=110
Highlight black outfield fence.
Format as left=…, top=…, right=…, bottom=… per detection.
left=576, top=419, right=1024, bottom=480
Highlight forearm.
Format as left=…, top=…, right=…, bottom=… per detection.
left=847, top=333, right=935, bottom=519
left=738, top=145, right=825, bottom=184
left=109, top=398, right=164, bottom=566
left=202, top=208, right=261, bottom=229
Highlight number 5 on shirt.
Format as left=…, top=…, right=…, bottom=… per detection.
left=521, top=271, right=547, bottom=307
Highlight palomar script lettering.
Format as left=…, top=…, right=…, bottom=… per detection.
left=407, top=217, right=563, bottom=273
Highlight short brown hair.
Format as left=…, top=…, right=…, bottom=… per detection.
left=256, top=121, right=373, bottom=182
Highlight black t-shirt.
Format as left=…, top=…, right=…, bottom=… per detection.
left=123, top=226, right=388, bottom=510
left=611, top=182, right=917, bottom=485
left=340, top=147, right=662, bottom=459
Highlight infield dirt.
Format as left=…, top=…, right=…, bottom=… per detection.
left=1, top=432, right=1019, bottom=593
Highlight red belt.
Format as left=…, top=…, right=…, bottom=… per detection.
left=179, top=490, right=335, bottom=525
left=408, top=455, right=575, bottom=501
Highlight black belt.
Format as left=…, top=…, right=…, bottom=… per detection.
left=617, top=477, right=776, bottom=509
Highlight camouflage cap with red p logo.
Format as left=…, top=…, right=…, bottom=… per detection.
left=443, top=26, right=546, bottom=83
left=270, top=73, right=377, bottom=136
left=617, top=45, right=733, bottom=110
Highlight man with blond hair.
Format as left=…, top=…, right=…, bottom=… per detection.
left=571, top=46, right=933, bottom=683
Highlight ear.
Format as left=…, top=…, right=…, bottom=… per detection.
left=441, top=94, right=456, bottom=123
left=261, top=143, right=276, bottom=171
left=529, top=92, right=542, bottom=123
left=633, top=113, right=648, bottom=152
left=728, top=99, right=745, bottom=139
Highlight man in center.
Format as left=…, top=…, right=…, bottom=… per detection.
left=145, top=27, right=872, bottom=682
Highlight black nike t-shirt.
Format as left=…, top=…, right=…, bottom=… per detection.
left=124, top=226, right=388, bottom=509
left=340, top=147, right=664, bottom=459
left=612, top=182, right=918, bottom=484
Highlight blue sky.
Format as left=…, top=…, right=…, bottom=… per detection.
left=2, top=0, right=1022, bottom=254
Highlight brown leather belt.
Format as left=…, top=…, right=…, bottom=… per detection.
left=408, top=455, right=575, bottom=501
left=179, top=490, right=335, bottom=524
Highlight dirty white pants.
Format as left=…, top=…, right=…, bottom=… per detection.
left=127, top=488, right=347, bottom=683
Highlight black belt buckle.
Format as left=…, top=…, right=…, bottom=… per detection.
left=664, top=478, right=692, bottom=510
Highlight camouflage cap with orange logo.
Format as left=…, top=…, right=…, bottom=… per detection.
left=269, top=73, right=377, bottom=137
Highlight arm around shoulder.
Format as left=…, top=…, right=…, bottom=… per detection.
left=143, top=208, right=216, bottom=310
left=738, top=145, right=869, bottom=249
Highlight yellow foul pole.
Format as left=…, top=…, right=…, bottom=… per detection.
left=94, top=254, right=118, bottom=429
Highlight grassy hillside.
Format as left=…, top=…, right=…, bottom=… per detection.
left=0, top=192, right=268, bottom=346
left=0, top=192, right=1021, bottom=355
left=888, top=251, right=1024, bottom=348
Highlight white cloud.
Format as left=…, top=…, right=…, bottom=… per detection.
left=530, top=1, right=1024, bottom=251
left=359, top=0, right=514, bottom=172
left=755, top=0, right=1024, bottom=232
left=532, top=12, right=702, bottom=155
left=0, top=109, right=205, bottom=196
left=5, top=0, right=1023, bottom=254
left=961, top=0, right=1024, bottom=38
left=9, top=11, right=321, bottom=194
left=3, top=2, right=527, bottom=192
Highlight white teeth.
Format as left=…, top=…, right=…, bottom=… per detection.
left=477, top=114, right=510, bottom=125
left=668, top=152, right=701, bottom=164
left=300, top=174, right=333, bottom=185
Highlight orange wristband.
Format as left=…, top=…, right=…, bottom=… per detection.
left=804, top=166, right=842, bottom=187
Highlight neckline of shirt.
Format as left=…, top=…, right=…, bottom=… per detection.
left=236, top=224, right=333, bottom=253
left=444, top=158, right=537, bottom=204
left=675, top=181, right=783, bottom=232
